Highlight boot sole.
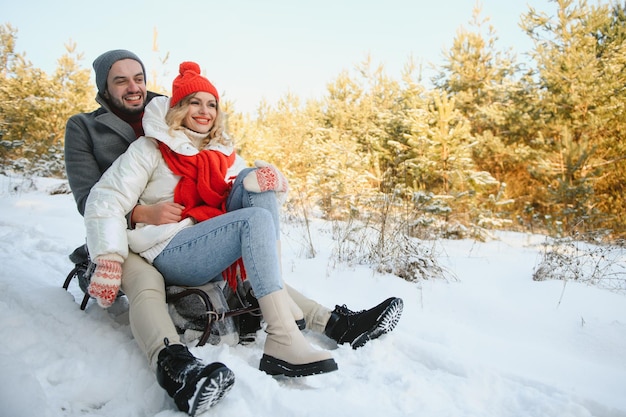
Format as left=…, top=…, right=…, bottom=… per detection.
left=296, top=318, right=306, bottom=330
left=259, top=354, right=338, bottom=377
left=351, top=297, right=404, bottom=349
left=189, top=366, right=235, bottom=416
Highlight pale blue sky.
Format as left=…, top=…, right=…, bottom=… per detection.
left=3, top=0, right=559, bottom=113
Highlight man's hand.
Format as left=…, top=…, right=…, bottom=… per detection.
left=131, top=202, right=184, bottom=226
left=88, top=258, right=123, bottom=308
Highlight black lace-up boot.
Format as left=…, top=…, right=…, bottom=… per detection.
left=324, top=297, right=403, bottom=349
left=156, top=339, right=235, bottom=416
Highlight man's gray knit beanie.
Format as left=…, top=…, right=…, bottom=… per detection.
left=92, top=49, right=146, bottom=93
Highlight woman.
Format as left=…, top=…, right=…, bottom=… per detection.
left=84, top=62, right=337, bottom=390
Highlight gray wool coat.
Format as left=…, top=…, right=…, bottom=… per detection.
left=64, top=91, right=163, bottom=217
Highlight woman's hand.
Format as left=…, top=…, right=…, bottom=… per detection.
left=131, top=202, right=185, bottom=226
left=243, top=160, right=289, bottom=193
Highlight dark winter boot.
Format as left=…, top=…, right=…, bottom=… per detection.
left=68, top=244, right=93, bottom=294
left=156, top=339, right=235, bottom=416
left=324, top=297, right=404, bottom=349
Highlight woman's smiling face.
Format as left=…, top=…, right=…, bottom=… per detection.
left=183, top=91, right=218, bottom=133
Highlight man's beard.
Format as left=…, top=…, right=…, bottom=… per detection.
left=109, top=94, right=145, bottom=115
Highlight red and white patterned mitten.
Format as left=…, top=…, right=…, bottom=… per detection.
left=88, top=258, right=122, bottom=308
left=243, top=160, right=289, bottom=193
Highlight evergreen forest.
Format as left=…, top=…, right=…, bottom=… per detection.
left=2, top=0, right=626, bottom=241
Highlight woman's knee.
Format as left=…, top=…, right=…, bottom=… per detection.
left=242, top=196, right=280, bottom=239
left=244, top=206, right=275, bottom=235
left=228, top=168, right=256, bottom=210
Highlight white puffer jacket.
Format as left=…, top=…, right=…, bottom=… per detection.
left=84, top=96, right=248, bottom=264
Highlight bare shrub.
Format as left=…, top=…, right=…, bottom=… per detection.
left=533, top=236, right=626, bottom=293
left=329, top=215, right=456, bottom=283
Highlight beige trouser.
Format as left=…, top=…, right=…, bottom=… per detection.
left=121, top=253, right=330, bottom=367
left=121, top=252, right=181, bottom=370
left=285, top=284, right=332, bottom=333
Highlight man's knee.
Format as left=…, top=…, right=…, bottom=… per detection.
left=121, top=252, right=166, bottom=297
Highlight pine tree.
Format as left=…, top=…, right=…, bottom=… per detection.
left=0, top=25, right=93, bottom=176
left=430, top=4, right=513, bottom=226
left=520, top=0, right=626, bottom=236
left=433, top=4, right=519, bottom=137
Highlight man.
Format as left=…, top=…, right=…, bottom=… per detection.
left=65, top=50, right=232, bottom=417
left=64, top=49, right=403, bottom=414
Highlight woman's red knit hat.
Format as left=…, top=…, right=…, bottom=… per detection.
left=170, top=61, right=219, bottom=107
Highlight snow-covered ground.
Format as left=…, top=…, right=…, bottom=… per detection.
left=1, top=175, right=625, bottom=417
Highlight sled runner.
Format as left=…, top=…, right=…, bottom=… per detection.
left=62, top=244, right=262, bottom=346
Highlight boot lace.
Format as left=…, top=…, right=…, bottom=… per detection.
left=334, top=304, right=364, bottom=317
left=159, top=338, right=202, bottom=383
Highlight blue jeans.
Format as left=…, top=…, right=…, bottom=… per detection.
left=153, top=168, right=282, bottom=298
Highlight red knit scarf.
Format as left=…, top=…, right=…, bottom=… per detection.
left=158, top=142, right=246, bottom=290
left=110, top=106, right=144, bottom=138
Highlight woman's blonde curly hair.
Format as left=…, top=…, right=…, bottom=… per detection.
left=164, top=94, right=233, bottom=149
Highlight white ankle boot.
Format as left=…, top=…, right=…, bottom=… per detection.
left=287, top=291, right=306, bottom=330
left=258, top=289, right=337, bottom=377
